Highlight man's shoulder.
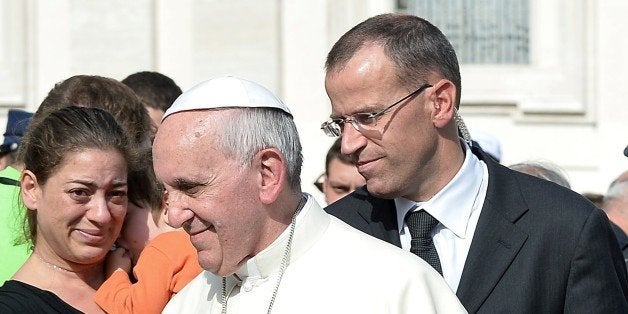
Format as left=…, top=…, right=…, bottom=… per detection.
left=325, top=216, right=427, bottom=267
left=163, top=271, right=216, bottom=312
left=318, top=217, right=466, bottom=311
left=323, top=186, right=400, bottom=244
left=177, top=270, right=215, bottom=290
left=519, top=173, right=592, bottom=215
left=485, top=157, right=595, bottom=220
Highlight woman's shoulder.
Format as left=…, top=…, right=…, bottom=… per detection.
left=0, top=280, right=82, bottom=313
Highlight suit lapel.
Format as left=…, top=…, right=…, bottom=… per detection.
left=456, top=148, right=529, bottom=312
left=356, top=193, right=401, bottom=247
left=327, top=186, right=401, bottom=247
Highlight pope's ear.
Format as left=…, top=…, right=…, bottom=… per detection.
left=160, top=203, right=170, bottom=226
left=21, top=170, right=40, bottom=211
left=256, top=148, right=285, bottom=205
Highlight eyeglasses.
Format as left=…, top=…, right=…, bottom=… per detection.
left=321, top=84, right=432, bottom=137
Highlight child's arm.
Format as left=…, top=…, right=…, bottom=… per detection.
left=95, top=244, right=175, bottom=314
left=105, top=246, right=132, bottom=277
left=94, top=232, right=201, bottom=314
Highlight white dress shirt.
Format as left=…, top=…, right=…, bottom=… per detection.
left=396, top=143, right=489, bottom=292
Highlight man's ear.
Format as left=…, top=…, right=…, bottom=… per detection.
left=160, top=206, right=171, bottom=226
left=256, top=148, right=286, bottom=205
left=431, top=79, right=457, bottom=129
left=21, top=170, right=40, bottom=211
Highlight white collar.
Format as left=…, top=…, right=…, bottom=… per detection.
left=233, top=194, right=328, bottom=280
left=395, top=142, right=484, bottom=238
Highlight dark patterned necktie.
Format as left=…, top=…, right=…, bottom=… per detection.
left=405, top=209, right=443, bottom=275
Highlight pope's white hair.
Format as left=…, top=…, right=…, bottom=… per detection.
left=217, top=107, right=303, bottom=191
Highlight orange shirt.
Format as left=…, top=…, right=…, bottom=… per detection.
left=95, top=231, right=202, bottom=314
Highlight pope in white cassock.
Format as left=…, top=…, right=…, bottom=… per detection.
left=153, top=76, right=466, bottom=313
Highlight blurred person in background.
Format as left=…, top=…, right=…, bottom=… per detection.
left=0, top=109, right=33, bottom=284
left=122, top=71, right=182, bottom=131
left=0, top=110, right=32, bottom=171
left=314, top=137, right=365, bottom=204
left=509, top=160, right=571, bottom=189
left=603, top=171, right=628, bottom=271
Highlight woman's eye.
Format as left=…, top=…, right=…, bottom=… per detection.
left=69, top=189, right=90, bottom=200
left=109, top=191, right=128, bottom=204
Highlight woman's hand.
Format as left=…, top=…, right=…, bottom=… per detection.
left=104, top=246, right=132, bottom=278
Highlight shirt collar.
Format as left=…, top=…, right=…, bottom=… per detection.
left=395, top=142, right=484, bottom=238
left=233, top=194, right=326, bottom=280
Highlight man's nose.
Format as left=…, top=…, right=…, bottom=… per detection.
left=166, top=192, right=194, bottom=228
left=341, top=124, right=367, bottom=156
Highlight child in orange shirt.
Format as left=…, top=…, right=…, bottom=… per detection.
left=94, top=156, right=202, bottom=313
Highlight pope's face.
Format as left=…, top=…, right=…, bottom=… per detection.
left=325, top=44, right=438, bottom=200
left=25, top=149, right=127, bottom=266
left=153, top=110, right=267, bottom=276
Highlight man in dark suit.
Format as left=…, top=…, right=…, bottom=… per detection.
left=322, top=13, right=628, bottom=313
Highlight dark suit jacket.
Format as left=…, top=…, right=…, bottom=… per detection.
left=326, top=147, right=628, bottom=313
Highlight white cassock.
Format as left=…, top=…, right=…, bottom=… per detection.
left=163, top=194, right=466, bottom=314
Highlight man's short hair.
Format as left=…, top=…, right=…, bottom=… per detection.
left=122, top=71, right=182, bottom=112
left=28, top=75, right=152, bottom=148
left=325, top=13, right=461, bottom=107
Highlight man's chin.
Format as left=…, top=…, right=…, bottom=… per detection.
left=198, top=257, right=219, bottom=275
left=366, top=183, right=397, bottom=199
left=197, top=251, right=231, bottom=276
